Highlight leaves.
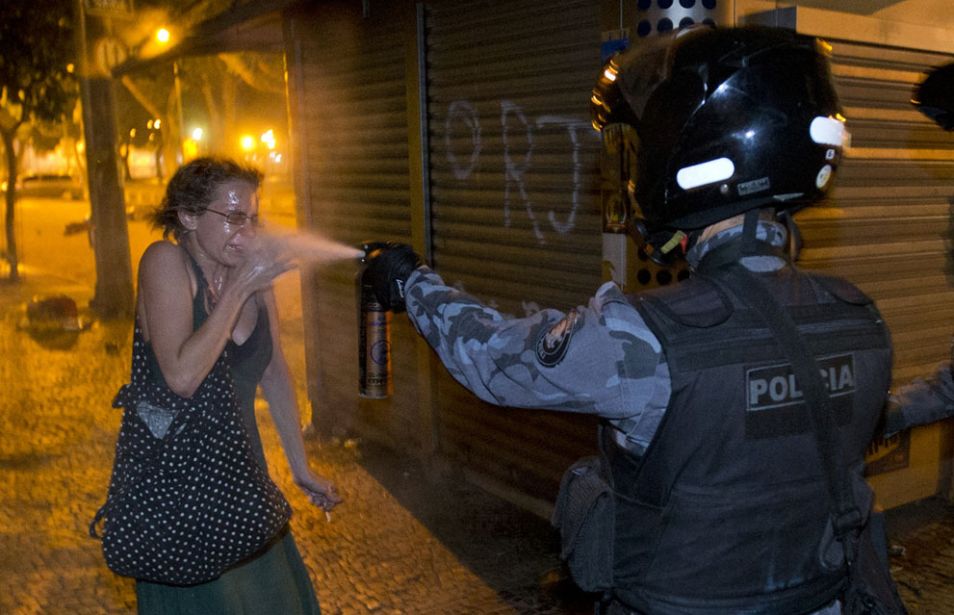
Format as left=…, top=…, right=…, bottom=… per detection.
left=0, top=0, right=78, bottom=129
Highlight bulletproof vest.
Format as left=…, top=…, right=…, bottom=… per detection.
left=609, top=263, right=892, bottom=614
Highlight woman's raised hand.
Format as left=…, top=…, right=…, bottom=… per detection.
left=227, top=237, right=297, bottom=296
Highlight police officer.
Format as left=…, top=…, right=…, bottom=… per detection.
left=884, top=60, right=954, bottom=435
left=365, top=26, right=895, bottom=614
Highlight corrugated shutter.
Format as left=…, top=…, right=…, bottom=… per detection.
left=797, top=41, right=954, bottom=383
left=423, top=0, right=604, bottom=500
left=426, top=0, right=603, bottom=309
left=287, top=2, right=421, bottom=448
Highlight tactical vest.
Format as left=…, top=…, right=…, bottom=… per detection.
left=609, top=263, right=892, bottom=614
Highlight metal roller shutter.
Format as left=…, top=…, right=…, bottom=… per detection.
left=423, top=0, right=604, bottom=500
left=797, top=41, right=954, bottom=383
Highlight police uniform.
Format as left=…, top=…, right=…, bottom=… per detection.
left=404, top=219, right=892, bottom=614
left=888, top=362, right=954, bottom=435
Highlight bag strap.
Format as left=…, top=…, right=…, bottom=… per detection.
left=709, top=264, right=863, bottom=554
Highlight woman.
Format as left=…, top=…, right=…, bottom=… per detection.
left=134, top=156, right=339, bottom=613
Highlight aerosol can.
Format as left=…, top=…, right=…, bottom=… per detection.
left=357, top=244, right=392, bottom=398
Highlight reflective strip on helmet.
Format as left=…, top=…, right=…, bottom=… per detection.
left=810, top=116, right=848, bottom=147
left=676, top=157, right=735, bottom=190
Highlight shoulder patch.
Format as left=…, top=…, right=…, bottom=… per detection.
left=536, top=310, right=580, bottom=368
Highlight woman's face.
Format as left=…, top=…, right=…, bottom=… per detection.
left=192, top=179, right=260, bottom=266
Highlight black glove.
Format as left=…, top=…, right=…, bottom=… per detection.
left=361, top=241, right=423, bottom=312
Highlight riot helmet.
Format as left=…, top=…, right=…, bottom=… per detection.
left=592, top=25, right=849, bottom=261
left=912, top=61, right=954, bottom=131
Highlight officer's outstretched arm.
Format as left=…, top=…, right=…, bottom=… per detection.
left=401, top=267, right=664, bottom=418
left=361, top=243, right=664, bottom=417
left=886, top=361, right=954, bottom=436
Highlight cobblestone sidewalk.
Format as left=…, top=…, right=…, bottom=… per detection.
left=0, top=273, right=592, bottom=614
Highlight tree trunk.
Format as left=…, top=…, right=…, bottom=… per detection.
left=1, top=128, right=19, bottom=282
left=164, top=87, right=180, bottom=172
left=199, top=80, right=223, bottom=153
left=79, top=76, right=134, bottom=318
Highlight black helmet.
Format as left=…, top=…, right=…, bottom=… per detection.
left=912, top=61, right=954, bottom=131
left=592, top=26, right=848, bottom=259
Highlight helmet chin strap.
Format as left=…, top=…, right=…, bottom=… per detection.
left=740, top=208, right=761, bottom=256
left=741, top=206, right=802, bottom=261
left=777, top=210, right=803, bottom=262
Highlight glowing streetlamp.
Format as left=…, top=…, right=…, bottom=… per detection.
left=182, top=127, right=204, bottom=161
left=260, top=129, right=276, bottom=150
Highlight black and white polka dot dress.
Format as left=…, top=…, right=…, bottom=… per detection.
left=125, top=253, right=321, bottom=613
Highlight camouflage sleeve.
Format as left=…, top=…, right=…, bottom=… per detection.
left=404, top=267, right=669, bottom=422
left=886, top=361, right=954, bottom=436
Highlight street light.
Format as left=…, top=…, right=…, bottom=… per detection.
left=183, top=126, right=204, bottom=160
left=261, top=129, right=276, bottom=150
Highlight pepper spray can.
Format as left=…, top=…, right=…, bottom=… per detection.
left=357, top=246, right=392, bottom=398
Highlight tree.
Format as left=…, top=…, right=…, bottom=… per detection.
left=208, top=53, right=284, bottom=153
left=120, top=52, right=284, bottom=166
left=0, top=0, right=79, bottom=281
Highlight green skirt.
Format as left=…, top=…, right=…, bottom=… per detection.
left=135, top=529, right=320, bottom=615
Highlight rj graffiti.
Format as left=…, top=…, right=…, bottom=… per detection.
left=444, top=99, right=594, bottom=245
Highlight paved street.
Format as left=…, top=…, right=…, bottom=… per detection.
left=2, top=193, right=954, bottom=613
left=0, top=268, right=592, bottom=614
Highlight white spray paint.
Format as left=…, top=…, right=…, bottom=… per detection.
left=501, top=100, right=537, bottom=238
left=445, top=100, right=482, bottom=180
left=446, top=98, right=594, bottom=245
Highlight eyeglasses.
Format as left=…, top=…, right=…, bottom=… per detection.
left=204, top=208, right=261, bottom=228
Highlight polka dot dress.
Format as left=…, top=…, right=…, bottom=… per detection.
left=91, top=320, right=291, bottom=586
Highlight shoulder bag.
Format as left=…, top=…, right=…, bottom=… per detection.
left=89, top=324, right=291, bottom=586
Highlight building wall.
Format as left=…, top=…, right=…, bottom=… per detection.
left=753, top=0, right=954, bottom=31
left=737, top=0, right=954, bottom=53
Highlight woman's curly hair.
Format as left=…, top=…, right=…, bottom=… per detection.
left=151, top=156, right=263, bottom=239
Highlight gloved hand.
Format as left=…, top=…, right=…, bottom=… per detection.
left=361, top=242, right=423, bottom=312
